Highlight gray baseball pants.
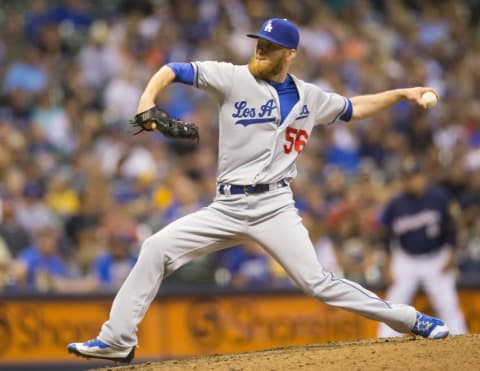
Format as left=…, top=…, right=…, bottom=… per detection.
left=98, top=186, right=416, bottom=348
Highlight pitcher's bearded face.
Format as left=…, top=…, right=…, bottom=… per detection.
left=248, top=39, right=289, bottom=79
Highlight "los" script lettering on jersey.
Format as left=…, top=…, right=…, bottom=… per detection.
left=232, top=99, right=277, bottom=126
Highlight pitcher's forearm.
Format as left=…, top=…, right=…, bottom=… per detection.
left=350, top=89, right=407, bottom=121
left=137, top=65, right=176, bottom=113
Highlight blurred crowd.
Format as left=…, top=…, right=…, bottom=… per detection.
left=1, top=0, right=480, bottom=294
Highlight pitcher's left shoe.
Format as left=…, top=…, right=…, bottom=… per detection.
left=67, top=339, right=135, bottom=362
left=411, top=312, right=449, bottom=339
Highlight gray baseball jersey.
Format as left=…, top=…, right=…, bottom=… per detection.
left=192, top=61, right=349, bottom=185
left=96, top=61, right=418, bottom=349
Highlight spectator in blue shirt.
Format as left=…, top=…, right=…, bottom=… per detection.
left=11, top=225, right=67, bottom=292
left=3, top=46, right=47, bottom=94
left=91, top=232, right=137, bottom=292
left=220, top=240, right=272, bottom=288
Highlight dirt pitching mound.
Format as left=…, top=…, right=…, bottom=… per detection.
left=93, top=334, right=479, bottom=371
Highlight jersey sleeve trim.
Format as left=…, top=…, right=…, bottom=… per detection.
left=327, top=96, right=352, bottom=125
left=167, top=62, right=194, bottom=85
left=326, top=96, right=347, bottom=125
left=339, top=98, right=353, bottom=122
left=192, top=62, right=199, bottom=88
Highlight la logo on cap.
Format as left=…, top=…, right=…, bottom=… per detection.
left=264, top=20, right=272, bottom=32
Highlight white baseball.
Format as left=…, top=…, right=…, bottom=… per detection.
left=421, top=91, right=438, bottom=108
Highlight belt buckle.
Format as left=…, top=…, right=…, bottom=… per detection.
left=243, top=185, right=249, bottom=194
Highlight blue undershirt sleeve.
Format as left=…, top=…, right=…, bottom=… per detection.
left=340, top=98, right=353, bottom=122
left=167, top=62, right=194, bottom=85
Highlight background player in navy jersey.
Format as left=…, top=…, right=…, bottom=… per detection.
left=378, top=159, right=468, bottom=337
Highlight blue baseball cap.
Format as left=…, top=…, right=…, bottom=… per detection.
left=247, top=18, right=300, bottom=50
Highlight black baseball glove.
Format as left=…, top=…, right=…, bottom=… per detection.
left=130, top=107, right=199, bottom=142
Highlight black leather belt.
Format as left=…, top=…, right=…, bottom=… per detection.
left=218, top=179, right=288, bottom=195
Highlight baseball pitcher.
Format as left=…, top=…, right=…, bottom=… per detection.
left=68, top=18, right=449, bottom=363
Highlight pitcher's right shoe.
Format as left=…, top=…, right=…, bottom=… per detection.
left=411, top=312, right=449, bottom=339
left=67, top=339, right=135, bottom=363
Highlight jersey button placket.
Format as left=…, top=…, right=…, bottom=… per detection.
left=252, top=82, right=281, bottom=183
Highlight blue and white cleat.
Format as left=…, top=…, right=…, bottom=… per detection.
left=411, top=312, right=449, bottom=339
left=67, top=339, right=135, bottom=363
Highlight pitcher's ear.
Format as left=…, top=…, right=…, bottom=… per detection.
left=287, top=49, right=297, bottom=59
